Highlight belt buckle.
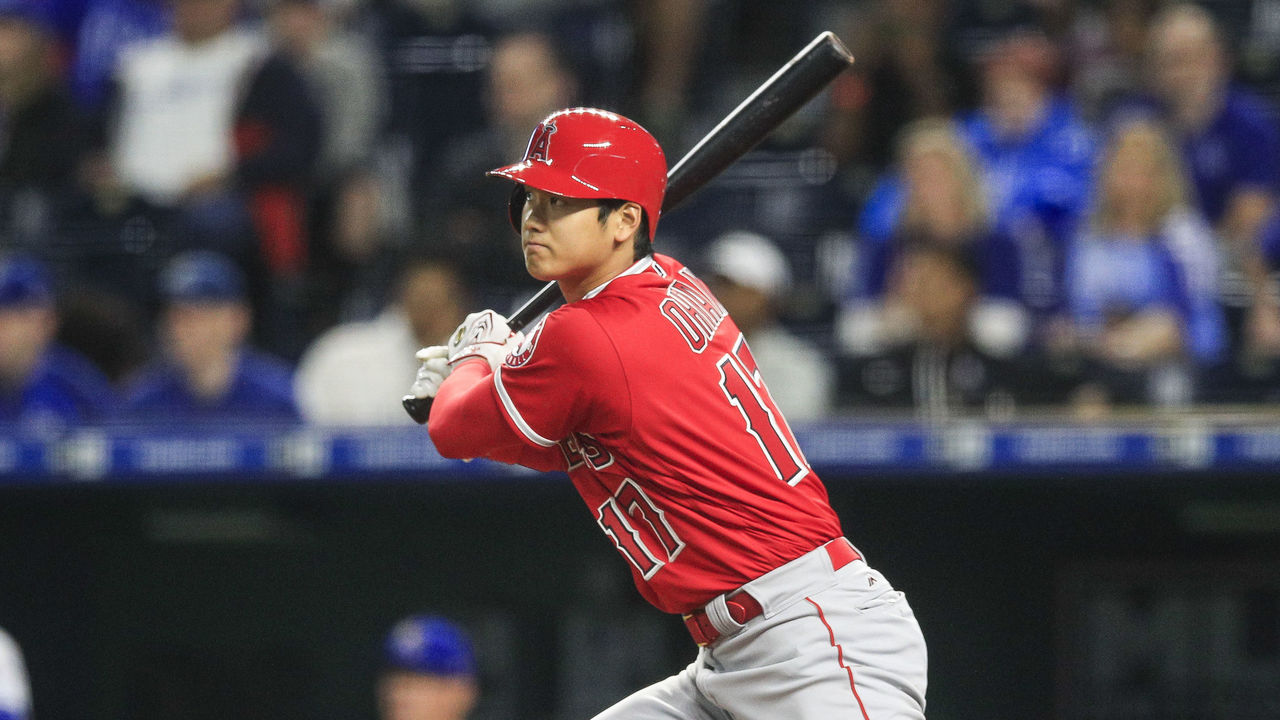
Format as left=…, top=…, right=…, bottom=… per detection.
left=682, top=611, right=718, bottom=647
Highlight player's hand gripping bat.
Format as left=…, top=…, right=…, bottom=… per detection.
left=404, top=30, right=855, bottom=424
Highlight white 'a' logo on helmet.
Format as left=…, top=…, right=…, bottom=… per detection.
left=526, top=122, right=556, bottom=163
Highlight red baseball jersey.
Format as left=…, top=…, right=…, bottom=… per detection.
left=484, top=254, right=842, bottom=613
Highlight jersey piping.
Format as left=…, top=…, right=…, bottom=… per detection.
left=493, top=364, right=557, bottom=447
left=583, top=256, right=657, bottom=299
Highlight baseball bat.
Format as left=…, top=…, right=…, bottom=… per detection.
left=404, top=30, right=855, bottom=424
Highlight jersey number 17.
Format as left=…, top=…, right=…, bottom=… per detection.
left=716, top=333, right=810, bottom=486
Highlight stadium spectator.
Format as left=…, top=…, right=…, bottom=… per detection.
left=83, top=0, right=322, bottom=356
left=467, top=0, right=686, bottom=127
left=0, top=627, right=31, bottom=720
left=426, top=29, right=578, bottom=310
left=1046, top=118, right=1223, bottom=412
left=1142, top=3, right=1280, bottom=398
left=702, top=230, right=834, bottom=421
left=859, top=27, right=1098, bottom=318
left=1066, top=0, right=1161, bottom=123
left=0, top=0, right=86, bottom=248
left=294, top=256, right=468, bottom=425
left=839, top=118, right=1031, bottom=360
left=821, top=0, right=975, bottom=177
left=85, top=0, right=266, bottom=234
left=836, top=241, right=1019, bottom=417
left=123, top=250, right=299, bottom=423
left=966, top=27, right=1098, bottom=311
left=368, top=0, right=495, bottom=224
left=68, top=0, right=169, bottom=112
left=628, top=0, right=706, bottom=141
left=378, top=614, right=478, bottom=720
left=0, top=255, right=116, bottom=432
left=55, top=285, right=150, bottom=386
left=266, top=0, right=387, bottom=334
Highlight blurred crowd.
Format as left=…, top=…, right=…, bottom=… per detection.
left=3, top=0, right=1280, bottom=431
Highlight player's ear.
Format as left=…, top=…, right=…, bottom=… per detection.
left=613, top=201, right=644, bottom=242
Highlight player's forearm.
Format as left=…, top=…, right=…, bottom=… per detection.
left=426, top=361, right=562, bottom=473
left=427, top=361, right=501, bottom=459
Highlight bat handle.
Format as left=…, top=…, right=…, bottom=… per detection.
left=402, top=395, right=433, bottom=425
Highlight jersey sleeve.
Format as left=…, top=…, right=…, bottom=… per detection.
left=428, top=361, right=565, bottom=472
left=491, top=306, right=630, bottom=448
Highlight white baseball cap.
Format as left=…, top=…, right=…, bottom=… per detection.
left=704, top=230, right=792, bottom=298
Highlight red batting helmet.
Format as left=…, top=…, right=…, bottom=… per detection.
left=488, top=107, right=667, bottom=241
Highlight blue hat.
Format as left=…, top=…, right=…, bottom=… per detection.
left=384, top=615, right=476, bottom=677
left=160, top=251, right=246, bottom=304
left=0, top=255, right=54, bottom=308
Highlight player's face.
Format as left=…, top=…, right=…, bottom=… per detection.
left=520, top=188, right=620, bottom=291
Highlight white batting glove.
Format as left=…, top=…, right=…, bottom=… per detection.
left=446, top=310, right=523, bottom=370
left=409, top=345, right=450, bottom=399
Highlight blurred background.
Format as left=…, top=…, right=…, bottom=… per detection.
left=1, top=0, right=1280, bottom=718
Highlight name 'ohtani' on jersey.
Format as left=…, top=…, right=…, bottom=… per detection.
left=659, top=268, right=728, bottom=352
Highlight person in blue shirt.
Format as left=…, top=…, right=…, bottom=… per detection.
left=0, top=255, right=116, bottom=432
left=858, top=27, right=1098, bottom=317
left=1144, top=4, right=1280, bottom=391
left=1048, top=118, right=1225, bottom=411
left=123, top=250, right=299, bottom=422
left=69, top=0, right=170, bottom=112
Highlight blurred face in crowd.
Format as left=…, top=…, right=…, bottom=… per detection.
left=0, top=304, right=56, bottom=383
left=707, top=276, right=771, bottom=335
left=268, top=0, right=325, bottom=58
left=172, top=0, right=239, bottom=44
left=905, top=149, right=969, bottom=240
left=1097, top=121, right=1186, bottom=235
left=1149, top=8, right=1225, bottom=118
left=0, top=18, right=52, bottom=104
left=378, top=672, right=478, bottom=720
left=898, top=119, right=988, bottom=242
left=980, top=35, right=1054, bottom=136
left=1103, top=131, right=1162, bottom=231
left=164, top=302, right=249, bottom=371
left=488, top=34, right=575, bottom=133
left=1107, top=0, right=1157, bottom=59
left=401, top=263, right=467, bottom=347
left=894, top=248, right=975, bottom=345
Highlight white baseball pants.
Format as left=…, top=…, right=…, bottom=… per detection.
left=591, top=542, right=928, bottom=720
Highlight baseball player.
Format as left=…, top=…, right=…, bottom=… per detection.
left=410, top=107, right=927, bottom=719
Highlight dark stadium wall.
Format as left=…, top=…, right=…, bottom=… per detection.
left=1, top=471, right=1278, bottom=720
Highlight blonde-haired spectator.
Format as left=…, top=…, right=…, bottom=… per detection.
left=839, top=117, right=1030, bottom=360
left=1144, top=3, right=1280, bottom=392
left=896, top=118, right=989, bottom=242
left=1049, top=118, right=1225, bottom=413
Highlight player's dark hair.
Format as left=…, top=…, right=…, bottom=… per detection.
left=598, top=199, right=652, bottom=260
